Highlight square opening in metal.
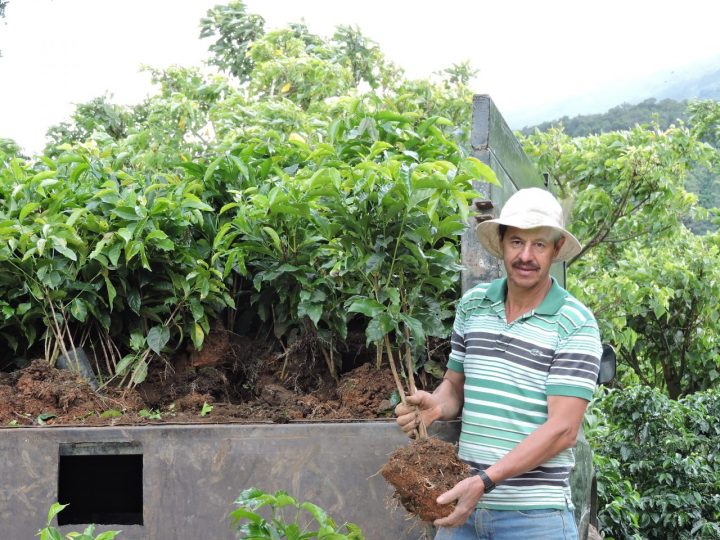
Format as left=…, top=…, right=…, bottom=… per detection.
left=57, top=442, right=143, bottom=526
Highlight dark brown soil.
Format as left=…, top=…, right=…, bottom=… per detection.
left=0, top=331, right=401, bottom=427
left=381, top=437, right=470, bottom=522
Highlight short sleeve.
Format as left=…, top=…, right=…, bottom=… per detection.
left=446, top=301, right=466, bottom=373
left=546, top=319, right=602, bottom=401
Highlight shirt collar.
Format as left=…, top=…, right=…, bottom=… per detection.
left=482, top=276, right=567, bottom=316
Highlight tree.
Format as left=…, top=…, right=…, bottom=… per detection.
left=521, top=98, right=689, bottom=137
left=574, top=229, right=720, bottom=398
left=44, top=95, right=138, bottom=154
left=440, top=61, right=478, bottom=87
left=199, top=0, right=265, bottom=83
left=521, top=121, right=719, bottom=397
left=522, top=124, right=711, bottom=265
left=330, top=25, right=401, bottom=90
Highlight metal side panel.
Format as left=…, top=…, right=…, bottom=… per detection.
left=470, top=94, right=545, bottom=191
left=464, top=95, right=565, bottom=292
left=0, top=422, right=461, bottom=540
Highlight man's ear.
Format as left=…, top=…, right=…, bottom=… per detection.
left=554, top=236, right=566, bottom=257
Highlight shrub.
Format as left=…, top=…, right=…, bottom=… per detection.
left=230, top=487, right=364, bottom=539
left=37, top=503, right=121, bottom=540
left=587, top=386, right=720, bottom=539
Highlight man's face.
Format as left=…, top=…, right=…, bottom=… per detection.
left=501, top=226, right=564, bottom=291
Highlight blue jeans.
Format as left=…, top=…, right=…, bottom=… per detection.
left=434, top=508, right=578, bottom=540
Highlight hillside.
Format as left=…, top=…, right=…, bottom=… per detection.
left=516, top=56, right=720, bottom=134
left=519, top=98, right=688, bottom=137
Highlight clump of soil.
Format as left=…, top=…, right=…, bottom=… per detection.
left=381, top=437, right=470, bottom=522
left=0, top=360, right=142, bottom=426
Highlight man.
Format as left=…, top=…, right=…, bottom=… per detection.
left=396, top=187, right=602, bottom=540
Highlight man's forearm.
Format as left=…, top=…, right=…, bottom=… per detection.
left=485, top=396, right=588, bottom=485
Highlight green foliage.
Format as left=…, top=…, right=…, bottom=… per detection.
left=37, top=503, right=121, bottom=540
left=587, top=386, right=720, bottom=539
left=330, top=25, right=400, bottom=90
left=573, top=229, right=720, bottom=398
left=523, top=123, right=709, bottom=264
left=247, top=29, right=354, bottom=109
left=230, top=487, right=364, bottom=539
left=45, top=96, right=138, bottom=153
left=199, top=0, right=265, bottom=82
left=0, top=141, right=232, bottom=377
left=522, top=122, right=720, bottom=396
left=0, top=2, right=485, bottom=383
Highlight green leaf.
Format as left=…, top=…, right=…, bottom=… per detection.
left=115, top=355, right=136, bottom=375
left=460, top=157, right=500, bottom=185
left=112, top=206, right=141, bottom=221
left=46, top=502, right=69, bottom=525
left=69, top=298, right=88, bottom=322
left=365, top=313, right=396, bottom=344
left=191, top=323, right=205, bottom=349
left=39, top=529, right=64, bottom=540
left=18, top=202, right=39, bottom=222
left=36, top=412, right=57, bottom=425
left=200, top=402, right=213, bottom=417
left=347, top=298, right=385, bottom=318
left=30, top=169, right=58, bottom=183
left=52, top=243, right=77, bottom=261
left=146, top=326, right=170, bottom=354
left=104, top=277, right=116, bottom=307
left=299, top=502, right=330, bottom=526
left=399, top=313, right=426, bottom=345
left=182, top=194, right=213, bottom=211
left=131, top=361, right=148, bottom=385
left=262, top=226, right=282, bottom=252
left=298, top=301, right=323, bottom=326
left=95, top=532, right=121, bottom=540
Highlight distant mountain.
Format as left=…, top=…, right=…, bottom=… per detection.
left=654, top=68, right=720, bottom=102
left=510, top=55, right=720, bottom=131
left=519, top=98, right=688, bottom=138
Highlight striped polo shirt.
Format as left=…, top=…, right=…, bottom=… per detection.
left=447, top=277, right=602, bottom=510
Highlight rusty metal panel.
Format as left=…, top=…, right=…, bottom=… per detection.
left=0, top=422, right=461, bottom=540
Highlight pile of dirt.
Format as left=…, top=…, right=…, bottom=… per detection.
left=0, top=334, right=400, bottom=427
left=381, top=437, right=471, bottom=522
left=0, top=360, right=143, bottom=426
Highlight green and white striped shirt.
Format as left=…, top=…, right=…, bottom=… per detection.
left=447, top=277, right=602, bottom=510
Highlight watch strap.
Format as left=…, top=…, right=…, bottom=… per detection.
left=478, top=469, right=496, bottom=493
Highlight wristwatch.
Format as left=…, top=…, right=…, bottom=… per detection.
left=478, top=469, right=496, bottom=493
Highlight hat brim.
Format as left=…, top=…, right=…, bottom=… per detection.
left=475, top=218, right=583, bottom=263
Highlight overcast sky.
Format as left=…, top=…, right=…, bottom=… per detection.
left=1, top=0, right=720, bottom=154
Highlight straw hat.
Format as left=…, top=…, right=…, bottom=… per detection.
left=475, top=188, right=582, bottom=262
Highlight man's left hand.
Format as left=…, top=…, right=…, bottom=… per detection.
left=433, top=476, right=485, bottom=528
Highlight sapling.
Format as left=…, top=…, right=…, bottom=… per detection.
left=230, top=487, right=364, bottom=539
left=37, top=503, right=121, bottom=540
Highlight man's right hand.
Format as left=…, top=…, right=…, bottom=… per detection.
left=394, top=390, right=442, bottom=437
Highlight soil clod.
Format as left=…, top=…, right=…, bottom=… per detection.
left=381, top=437, right=470, bottom=522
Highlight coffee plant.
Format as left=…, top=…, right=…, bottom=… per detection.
left=230, top=487, right=364, bottom=539
left=586, top=386, right=720, bottom=539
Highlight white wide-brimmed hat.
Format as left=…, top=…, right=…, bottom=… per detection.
left=475, top=187, right=582, bottom=262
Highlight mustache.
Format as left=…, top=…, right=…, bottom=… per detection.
left=512, top=261, right=540, bottom=271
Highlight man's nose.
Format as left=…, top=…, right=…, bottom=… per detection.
left=518, top=243, right=534, bottom=260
